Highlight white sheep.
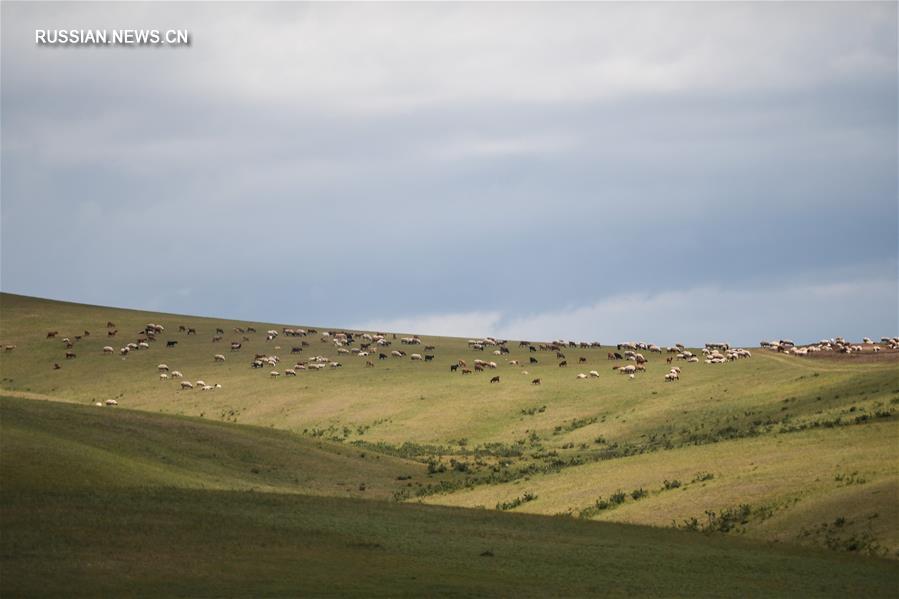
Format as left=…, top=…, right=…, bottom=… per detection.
left=214, top=354, right=226, bottom=362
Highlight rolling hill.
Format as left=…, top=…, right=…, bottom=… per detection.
left=1, top=292, right=898, bottom=595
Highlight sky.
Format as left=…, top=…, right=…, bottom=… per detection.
left=1, top=1, right=896, bottom=346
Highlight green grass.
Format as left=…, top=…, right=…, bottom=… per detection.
left=1, top=292, right=898, bottom=594
left=2, top=396, right=897, bottom=597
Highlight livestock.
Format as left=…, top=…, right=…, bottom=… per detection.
left=558, top=360, right=567, bottom=367
left=171, top=371, right=183, bottom=378
left=411, top=353, right=423, bottom=361
left=490, top=376, right=500, bottom=383
left=576, top=373, right=588, bottom=379
left=47, top=331, right=59, bottom=338
left=462, top=369, right=472, bottom=374
left=157, top=364, right=169, bottom=371
left=103, top=346, right=114, bottom=354
left=285, top=369, right=297, bottom=376
left=579, top=357, right=587, bottom=363
left=167, top=340, right=178, bottom=348
left=180, top=381, right=194, bottom=390
left=107, top=329, right=118, bottom=337
left=105, top=399, right=118, bottom=406
left=230, top=342, right=242, bottom=351
left=529, top=357, right=538, bottom=364
left=532, top=378, right=541, bottom=385
left=214, top=354, right=226, bottom=362
left=160, top=373, right=169, bottom=380
left=65, top=351, right=76, bottom=359
left=378, top=353, right=388, bottom=360
left=424, top=355, right=434, bottom=362
left=187, top=328, right=197, bottom=335
left=365, top=360, right=374, bottom=368
left=450, top=364, right=459, bottom=372
left=270, top=371, right=280, bottom=377
left=2, top=344, right=15, bottom=352
left=589, top=370, right=600, bottom=378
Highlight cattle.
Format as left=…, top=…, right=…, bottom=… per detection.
left=475, top=364, right=484, bottom=372
left=187, top=328, right=197, bottom=335
left=490, top=376, right=500, bottom=383
left=47, top=331, right=59, bottom=338
left=450, top=364, right=459, bottom=372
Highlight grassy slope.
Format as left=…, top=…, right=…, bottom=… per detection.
left=2, top=397, right=897, bottom=597
left=1, top=292, right=897, bottom=557
left=1, top=396, right=427, bottom=500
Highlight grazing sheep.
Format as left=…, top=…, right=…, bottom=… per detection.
left=532, top=378, right=541, bottom=385
left=105, top=399, right=118, bottom=406
left=589, top=370, right=600, bottom=378
left=284, top=368, right=297, bottom=376
left=270, top=371, right=280, bottom=377
left=157, top=364, right=169, bottom=371
left=576, top=373, right=588, bottom=379
left=490, top=376, right=501, bottom=383
left=411, top=353, right=423, bottom=361
left=102, top=346, right=114, bottom=354
left=450, top=364, right=459, bottom=372
left=214, top=354, right=226, bottom=362
left=160, top=373, right=169, bottom=380
left=180, top=381, right=194, bottom=390
left=171, top=371, right=183, bottom=378
left=65, top=351, right=76, bottom=359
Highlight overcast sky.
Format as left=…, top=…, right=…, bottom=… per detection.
left=1, top=2, right=896, bottom=345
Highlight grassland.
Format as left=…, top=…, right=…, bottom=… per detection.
left=3, top=396, right=898, bottom=597
left=1, top=292, right=898, bottom=594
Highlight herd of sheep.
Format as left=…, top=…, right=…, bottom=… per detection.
left=5, top=319, right=894, bottom=408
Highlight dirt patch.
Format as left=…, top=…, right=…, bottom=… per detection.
left=801, top=348, right=899, bottom=364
